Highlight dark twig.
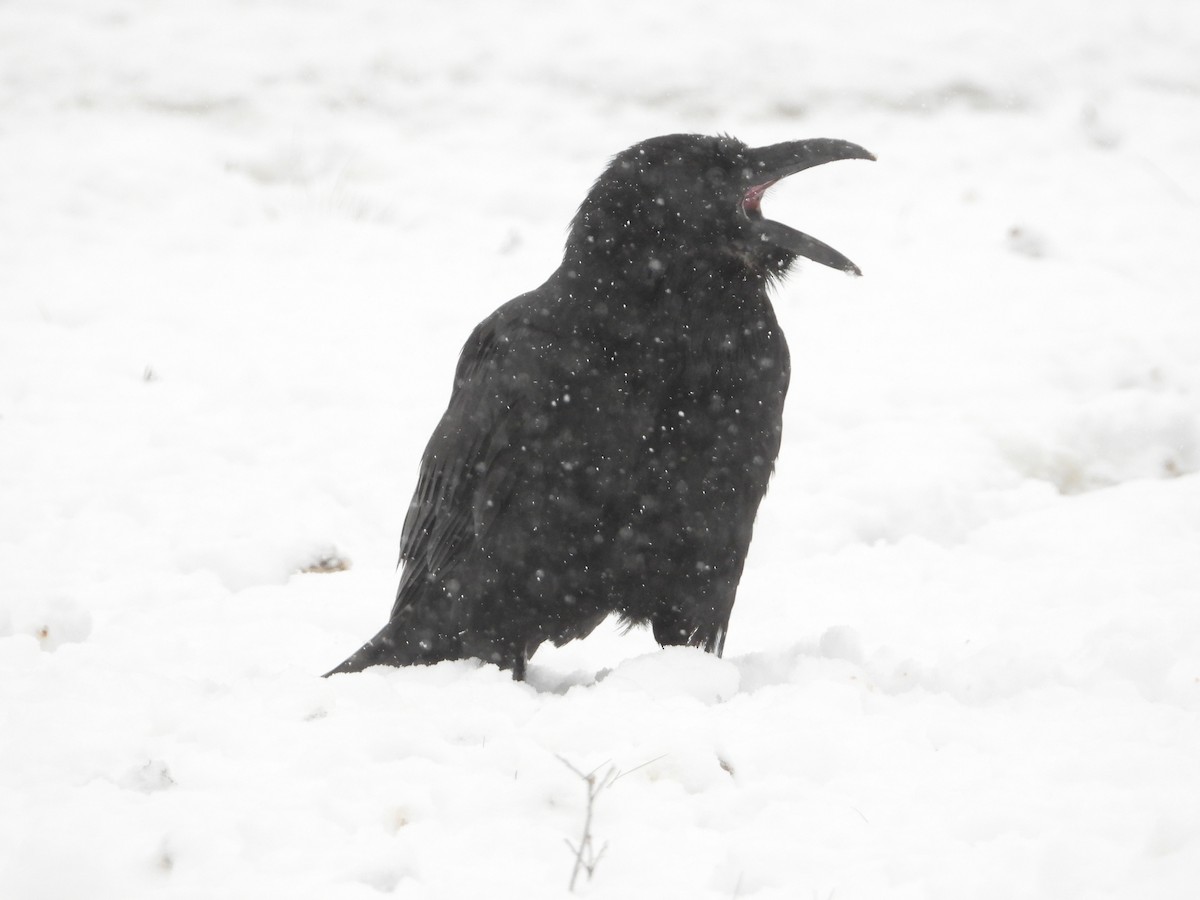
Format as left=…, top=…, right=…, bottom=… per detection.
left=557, top=756, right=624, bottom=891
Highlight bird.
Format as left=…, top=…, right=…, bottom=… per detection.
left=326, top=133, right=873, bottom=680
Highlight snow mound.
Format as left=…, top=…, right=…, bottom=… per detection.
left=599, top=647, right=741, bottom=705
left=0, top=594, right=92, bottom=652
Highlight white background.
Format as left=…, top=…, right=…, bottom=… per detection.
left=2, top=1, right=1198, bottom=897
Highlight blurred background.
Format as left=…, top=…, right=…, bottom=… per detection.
left=2, top=2, right=1199, bottom=898
left=4, top=0, right=1196, bottom=603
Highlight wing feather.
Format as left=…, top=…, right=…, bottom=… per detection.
left=391, top=308, right=533, bottom=614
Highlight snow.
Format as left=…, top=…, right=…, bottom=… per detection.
left=2, top=0, right=1199, bottom=897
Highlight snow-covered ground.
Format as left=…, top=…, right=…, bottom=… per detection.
left=3, top=1, right=1199, bottom=897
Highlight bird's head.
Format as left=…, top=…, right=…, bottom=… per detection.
left=566, top=133, right=874, bottom=281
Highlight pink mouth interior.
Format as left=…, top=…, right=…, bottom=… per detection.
left=742, top=180, right=777, bottom=214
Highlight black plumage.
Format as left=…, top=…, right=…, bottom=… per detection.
left=327, top=133, right=873, bottom=679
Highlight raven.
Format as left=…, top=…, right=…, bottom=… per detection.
left=327, top=133, right=873, bottom=679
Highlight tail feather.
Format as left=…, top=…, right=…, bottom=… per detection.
left=324, top=583, right=545, bottom=680
left=323, top=611, right=449, bottom=677
left=324, top=607, right=536, bottom=679
left=322, top=631, right=400, bottom=677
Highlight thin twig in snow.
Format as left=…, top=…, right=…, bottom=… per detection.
left=557, top=755, right=632, bottom=891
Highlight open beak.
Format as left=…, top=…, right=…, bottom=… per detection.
left=741, top=138, right=875, bottom=276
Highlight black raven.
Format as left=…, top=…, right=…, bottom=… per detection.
left=327, top=133, right=873, bottom=679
